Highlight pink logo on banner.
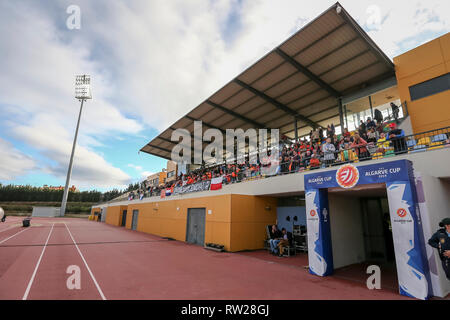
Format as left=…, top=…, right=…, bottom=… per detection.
left=336, top=164, right=359, bottom=189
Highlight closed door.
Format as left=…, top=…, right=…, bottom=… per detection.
left=186, top=208, right=206, bottom=246
left=131, top=210, right=139, bottom=230
left=361, top=198, right=387, bottom=262
left=121, top=210, right=127, bottom=227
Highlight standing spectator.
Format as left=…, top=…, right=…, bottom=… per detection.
left=351, top=133, right=370, bottom=160
left=387, top=123, right=407, bottom=154
left=366, top=117, right=376, bottom=130
left=376, top=132, right=390, bottom=154
left=391, top=102, right=400, bottom=123
left=322, top=138, right=336, bottom=167
left=374, top=108, right=383, bottom=124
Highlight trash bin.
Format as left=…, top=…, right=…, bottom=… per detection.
left=22, top=218, right=31, bottom=228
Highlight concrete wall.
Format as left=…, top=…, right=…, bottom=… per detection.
left=329, top=194, right=366, bottom=269
left=276, top=207, right=306, bottom=233
left=416, top=173, right=450, bottom=297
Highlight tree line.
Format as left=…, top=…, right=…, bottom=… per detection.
left=0, top=183, right=142, bottom=203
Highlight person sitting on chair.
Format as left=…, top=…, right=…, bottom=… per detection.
left=269, top=225, right=282, bottom=255
left=277, top=228, right=290, bottom=257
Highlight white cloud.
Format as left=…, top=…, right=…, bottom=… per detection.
left=0, top=0, right=449, bottom=190
left=12, top=117, right=131, bottom=189
left=0, top=138, right=36, bottom=181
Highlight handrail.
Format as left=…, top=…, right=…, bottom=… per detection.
left=100, top=125, right=450, bottom=205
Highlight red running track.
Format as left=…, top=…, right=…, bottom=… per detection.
left=0, top=217, right=415, bottom=300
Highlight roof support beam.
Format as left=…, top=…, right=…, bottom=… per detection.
left=275, top=48, right=341, bottom=98
left=337, top=6, right=395, bottom=70
left=144, top=144, right=172, bottom=154
left=184, top=115, right=227, bottom=135
left=206, top=100, right=266, bottom=129
left=233, top=79, right=320, bottom=129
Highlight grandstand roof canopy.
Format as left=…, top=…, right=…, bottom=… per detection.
left=141, top=2, right=395, bottom=160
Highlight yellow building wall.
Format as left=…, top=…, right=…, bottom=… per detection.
left=126, top=195, right=232, bottom=249
left=90, top=208, right=101, bottom=221
left=105, top=205, right=128, bottom=226
left=112, top=194, right=276, bottom=252
left=394, top=32, right=450, bottom=133
left=230, top=195, right=277, bottom=252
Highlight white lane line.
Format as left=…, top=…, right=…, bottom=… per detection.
left=0, top=227, right=30, bottom=245
left=0, top=225, right=17, bottom=234
left=64, top=222, right=106, bottom=300
left=22, top=223, right=55, bottom=300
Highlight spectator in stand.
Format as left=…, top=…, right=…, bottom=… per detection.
left=374, top=108, right=383, bottom=125
left=359, top=120, right=366, bottom=137
left=309, top=150, right=321, bottom=169
left=391, top=102, right=400, bottom=123
left=366, top=127, right=378, bottom=144
left=311, top=128, right=320, bottom=143
left=351, top=133, right=370, bottom=160
left=343, top=128, right=351, bottom=139
left=387, top=123, right=407, bottom=154
left=376, top=132, right=390, bottom=154
left=322, top=138, right=336, bottom=167
left=269, top=225, right=283, bottom=255
left=366, top=117, right=376, bottom=130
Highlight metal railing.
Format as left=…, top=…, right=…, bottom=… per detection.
left=122, top=126, right=450, bottom=202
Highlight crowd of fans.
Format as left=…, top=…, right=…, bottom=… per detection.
left=129, top=108, right=450, bottom=200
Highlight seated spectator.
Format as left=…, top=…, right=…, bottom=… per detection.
left=277, top=228, right=290, bottom=257
left=269, top=225, right=283, bottom=255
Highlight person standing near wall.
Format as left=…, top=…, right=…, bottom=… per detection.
left=0, top=207, right=5, bottom=222
left=428, top=218, right=450, bottom=280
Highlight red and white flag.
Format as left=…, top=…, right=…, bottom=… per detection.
left=210, top=176, right=223, bottom=191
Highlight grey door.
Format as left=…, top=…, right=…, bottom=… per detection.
left=121, top=210, right=127, bottom=227
left=131, top=210, right=139, bottom=230
left=186, top=208, right=206, bottom=246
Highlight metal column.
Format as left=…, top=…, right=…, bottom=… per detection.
left=60, top=99, right=85, bottom=217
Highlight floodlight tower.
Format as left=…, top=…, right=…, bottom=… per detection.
left=60, top=75, right=92, bottom=217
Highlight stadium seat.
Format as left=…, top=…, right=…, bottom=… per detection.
left=409, top=144, right=427, bottom=153
left=417, top=137, right=431, bottom=146
left=432, top=134, right=447, bottom=142
left=372, top=152, right=383, bottom=160
left=406, top=139, right=417, bottom=148
left=429, top=142, right=444, bottom=150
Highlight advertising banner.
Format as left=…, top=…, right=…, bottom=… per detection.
left=172, top=180, right=211, bottom=195
left=304, top=160, right=431, bottom=299
left=306, top=188, right=333, bottom=276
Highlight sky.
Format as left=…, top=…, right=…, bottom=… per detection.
left=0, top=0, right=449, bottom=192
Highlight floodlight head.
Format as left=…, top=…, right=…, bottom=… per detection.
left=336, top=5, right=342, bottom=14
left=75, top=74, right=92, bottom=100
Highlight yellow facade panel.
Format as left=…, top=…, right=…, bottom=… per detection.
left=394, top=37, right=444, bottom=80
left=439, top=32, right=450, bottom=63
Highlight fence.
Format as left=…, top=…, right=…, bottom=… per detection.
left=120, top=126, right=450, bottom=203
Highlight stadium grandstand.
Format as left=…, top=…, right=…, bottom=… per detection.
left=92, top=2, right=450, bottom=300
